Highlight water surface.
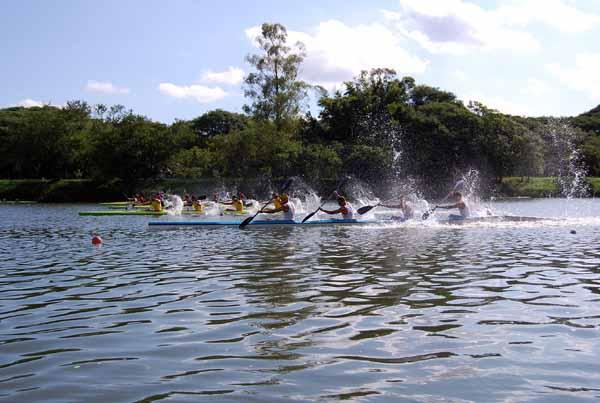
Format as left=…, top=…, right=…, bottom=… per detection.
left=1, top=200, right=600, bottom=402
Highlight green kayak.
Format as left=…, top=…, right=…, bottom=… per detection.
left=79, top=210, right=205, bottom=216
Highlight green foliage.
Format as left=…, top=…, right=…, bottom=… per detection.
left=572, top=105, right=600, bottom=134
left=165, top=147, right=215, bottom=178
left=500, top=177, right=558, bottom=197
left=190, top=109, right=248, bottom=143
left=1, top=22, right=599, bottom=196
left=344, top=145, right=393, bottom=180
left=0, top=105, right=89, bottom=178
left=581, top=135, right=600, bottom=176
left=87, top=114, right=173, bottom=184
left=299, top=143, right=343, bottom=180
left=209, top=121, right=302, bottom=178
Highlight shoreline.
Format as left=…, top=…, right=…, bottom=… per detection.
left=1, top=177, right=599, bottom=203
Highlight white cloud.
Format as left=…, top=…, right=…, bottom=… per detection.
left=453, top=69, right=467, bottom=81
left=546, top=53, right=600, bottom=100
left=159, top=67, right=240, bottom=103
left=16, top=99, right=44, bottom=108
left=463, top=91, right=543, bottom=116
left=521, top=78, right=550, bottom=97
left=86, top=80, right=130, bottom=94
left=383, top=0, right=600, bottom=55
left=158, top=83, right=227, bottom=103
left=201, top=66, right=244, bottom=85
left=496, top=0, right=600, bottom=34
left=245, top=20, right=429, bottom=89
left=384, top=0, right=541, bottom=54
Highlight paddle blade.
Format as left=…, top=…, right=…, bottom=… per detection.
left=239, top=215, right=255, bottom=229
left=422, top=206, right=437, bottom=220
left=357, top=205, right=375, bottom=215
left=301, top=210, right=317, bottom=223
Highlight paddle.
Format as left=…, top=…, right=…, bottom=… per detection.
left=239, top=179, right=293, bottom=229
left=422, top=206, right=437, bottom=220
left=301, top=179, right=347, bottom=223
left=357, top=198, right=399, bottom=215
left=357, top=203, right=380, bottom=215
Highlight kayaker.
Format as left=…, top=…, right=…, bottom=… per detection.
left=133, top=193, right=147, bottom=205
left=436, top=191, right=470, bottom=220
left=382, top=195, right=414, bottom=221
left=261, top=193, right=295, bottom=220
left=442, top=178, right=465, bottom=202
left=151, top=196, right=163, bottom=212
left=319, top=195, right=354, bottom=219
left=183, top=193, right=192, bottom=206
left=192, top=198, right=204, bottom=213
left=222, top=195, right=245, bottom=212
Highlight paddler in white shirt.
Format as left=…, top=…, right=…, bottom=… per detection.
left=319, top=194, right=355, bottom=219
left=382, top=195, right=414, bottom=221
left=436, top=191, right=470, bottom=220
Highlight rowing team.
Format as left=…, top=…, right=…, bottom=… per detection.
left=232, top=189, right=470, bottom=221
left=137, top=188, right=471, bottom=221
left=144, top=192, right=252, bottom=214
left=246, top=191, right=351, bottom=220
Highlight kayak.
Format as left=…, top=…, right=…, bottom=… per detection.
left=106, top=204, right=152, bottom=210
left=147, top=215, right=552, bottom=228
left=0, top=200, right=37, bottom=204
left=79, top=210, right=205, bottom=216
left=435, top=215, right=548, bottom=224
left=221, top=210, right=250, bottom=215
left=100, top=201, right=137, bottom=206
left=148, top=218, right=378, bottom=228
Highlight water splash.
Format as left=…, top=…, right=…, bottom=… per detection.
left=544, top=119, right=589, bottom=199
left=166, top=194, right=184, bottom=215
left=287, top=176, right=319, bottom=213
left=342, top=178, right=378, bottom=207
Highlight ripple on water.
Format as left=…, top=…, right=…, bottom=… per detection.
left=2, top=203, right=600, bottom=401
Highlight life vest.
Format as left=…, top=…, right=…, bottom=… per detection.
left=151, top=199, right=162, bottom=212
left=274, top=198, right=283, bottom=209
left=193, top=201, right=204, bottom=212
left=233, top=199, right=244, bottom=212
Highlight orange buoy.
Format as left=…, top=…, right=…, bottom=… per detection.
left=91, top=235, right=103, bottom=245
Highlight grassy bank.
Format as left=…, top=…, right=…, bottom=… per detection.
left=0, top=179, right=126, bottom=202
left=499, top=177, right=600, bottom=197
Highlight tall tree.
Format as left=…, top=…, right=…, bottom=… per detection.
left=243, top=23, right=310, bottom=127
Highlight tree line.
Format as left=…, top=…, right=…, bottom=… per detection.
left=1, top=23, right=600, bottom=196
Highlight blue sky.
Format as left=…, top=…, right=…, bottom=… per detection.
left=2, top=0, right=600, bottom=122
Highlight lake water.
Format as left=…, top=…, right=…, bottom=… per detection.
left=2, top=199, right=600, bottom=402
